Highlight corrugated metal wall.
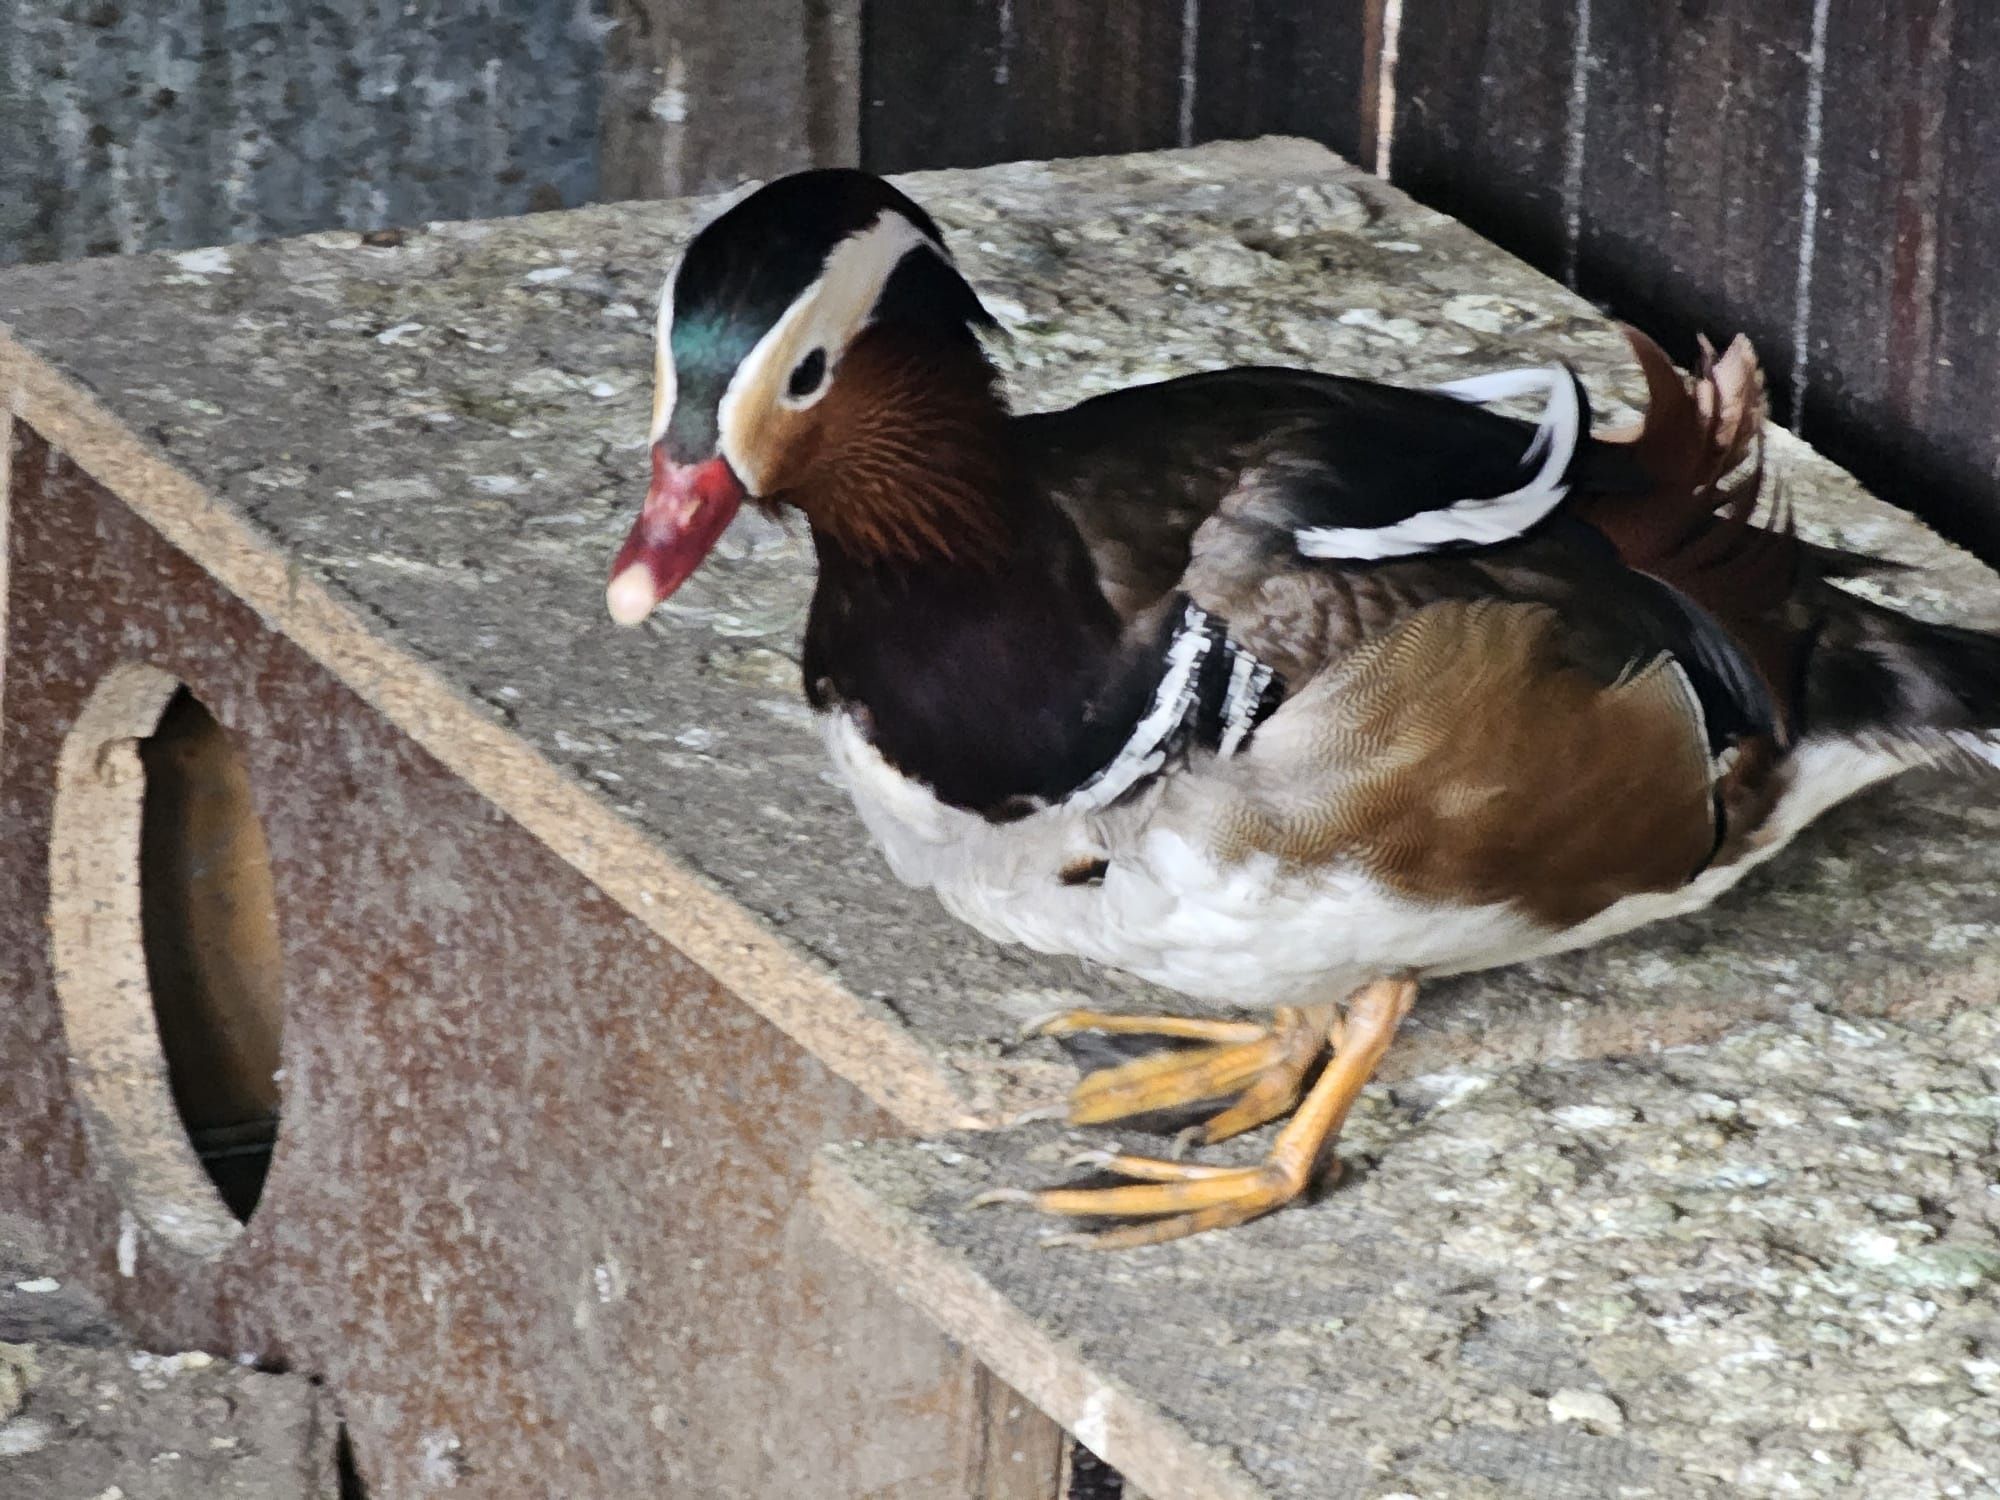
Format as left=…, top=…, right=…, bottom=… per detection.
left=0, top=0, right=606, bottom=264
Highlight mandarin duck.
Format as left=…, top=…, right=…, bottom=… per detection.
left=607, top=169, right=2000, bottom=1247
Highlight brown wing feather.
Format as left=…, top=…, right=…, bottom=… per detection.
left=1215, top=601, right=1718, bottom=928
left=794, top=331, right=1012, bottom=564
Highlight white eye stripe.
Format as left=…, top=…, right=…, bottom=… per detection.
left=649, top=279, right=677, bottom=445
left=716, top=211, right=936, bottom=489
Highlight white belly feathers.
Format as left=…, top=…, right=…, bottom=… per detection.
left=820, top=712, right=1913, bottom=1008
left=819, top=710, right=1546, bottom=1007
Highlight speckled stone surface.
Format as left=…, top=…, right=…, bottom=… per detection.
left=821, top=1001, right=2000, bottom=1499
left=0, top=1344, right=337, bottom=1498
left=0, top=1213, right=336, bottom=1498
left=2, top=138, right=1995, bottom=1126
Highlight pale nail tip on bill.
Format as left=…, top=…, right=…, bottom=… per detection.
left=606, top=563, right=659, bottom=626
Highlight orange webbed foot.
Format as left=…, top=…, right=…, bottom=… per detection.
left=986, top=978, right=1416, bottom=1248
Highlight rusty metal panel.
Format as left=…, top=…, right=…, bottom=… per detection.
left=0, top=422, right=1048, bottom=1498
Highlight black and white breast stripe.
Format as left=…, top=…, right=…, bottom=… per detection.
left=1293, top=366, right=1584, bottom=562
left=1066, top=601, right=1284, bottom=812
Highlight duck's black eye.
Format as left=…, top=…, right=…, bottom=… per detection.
left=787, top=347, right=828, bottom=401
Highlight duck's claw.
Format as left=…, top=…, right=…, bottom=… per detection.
left=979, top=978, right=1417, bottom=1248
left=965, top=1186, right=1037, bottom=1210
left=1039, top=1002, right=1339, bottom=1148
left=1023, top=1008, right=1270, bottom=1045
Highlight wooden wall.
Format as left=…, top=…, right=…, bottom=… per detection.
left=599, top=0, right=861, bottom=201
left=4, top=3, right=1992, bottom=558
left=0, top=0, right=606, bottom=264
left=862, top=1, right=1372, bottom=171
left=863, top=0, right=2000, bottom=565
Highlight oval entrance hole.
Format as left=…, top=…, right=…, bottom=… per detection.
left=137, top=687, right=286, bottom=1222
left=50, top=665, right=287, bottom=1252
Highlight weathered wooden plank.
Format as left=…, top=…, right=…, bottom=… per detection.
left=1386, top=0, right=2000, bottom=560
left=1388, top=0, right=1578, bottom=275
left=1008, top=0, right=1186, bottom=161
left=862, top=0, right=1183, bottom=173
left=0, top=0, right=605, bottom=264
left=599, top=0, right=860, bottom=201
left=859, top=0, right=1010, bottom=171
left=2, top=422, right=1000, bottom=1498
left=1919, top=1, right=2000, bottom=562
left=1574, top=4, right=1813, bottom=405
left=1803, top=0, right=2000, bottom=563
left=967, top=1363, right=1069, bottom=1499
left=1192, top=1, right=1369, bottom=164
left=857, top=2, right=960, bottom=175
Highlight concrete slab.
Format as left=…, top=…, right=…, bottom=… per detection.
left=1, top=1344, right=339, bottom=1499
left=0, top=1212, right=338, bottom=1499
left=818, top=1000, right=2000, bottom=1499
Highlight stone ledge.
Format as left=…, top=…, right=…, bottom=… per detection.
left=817, top=1000, right=2000, bottom=1500
left=0, top=1345, right=338, bottom=1499
left=2, top=137, right=1995, bottom=1133
left=0, top=1214, right=336, bottom=1498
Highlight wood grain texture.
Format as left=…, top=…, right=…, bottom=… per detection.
left=1802, top=0, right=2000, bottom=564
left=1573, top=3, right=1813, bottom=405
left=1193, top=0, right=1369, bottom=164
left=0, top=0, right=605, bottom=264
left=860, top=0, right=1011, bottom=170
left=600, top=0, right=859, bottom=199
left=1388, top=0, right=1579, bottom=274
left=968, top=1362, right=1068, bottom=1500
left=1378, top=0, right=2000, bottom=562
left=862, top=0, right=1184, bottom=172
left=4, top=423, right=1021, bottom=1500
left=859, top=0, right=2000, bottom=559
left=812, top=1150, right=1272, bottom=1500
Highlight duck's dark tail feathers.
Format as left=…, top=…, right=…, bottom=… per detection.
left=1580, top=324, right=2000, bottom=772
left=1805, top=596, right=2000, bottom=771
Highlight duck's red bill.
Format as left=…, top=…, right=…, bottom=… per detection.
left=605, top=451, right=745, bottom=626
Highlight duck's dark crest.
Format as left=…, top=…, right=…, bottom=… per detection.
left=673, top=170, right=952, bottom=343
left=665, top=170, right=994, bottom=467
